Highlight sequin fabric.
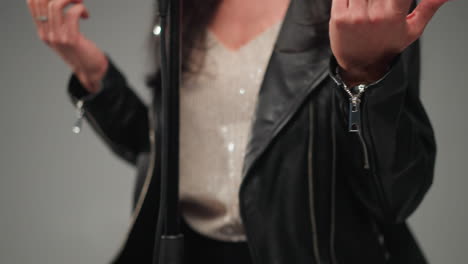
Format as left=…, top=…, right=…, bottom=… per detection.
left=179, top=21, right=283, bottom=242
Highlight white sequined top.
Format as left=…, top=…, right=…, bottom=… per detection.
left=179, top=21, right=283, bottom=242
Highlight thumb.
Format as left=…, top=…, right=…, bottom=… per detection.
left=406, top=0, right=449, bottom=41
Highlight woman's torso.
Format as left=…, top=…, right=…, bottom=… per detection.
left=178, top=20, right=283, bottom=242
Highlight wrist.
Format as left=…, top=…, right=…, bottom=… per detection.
left=338, top=63, right=389, bottom=88
left=74, top=56, right=109, bottom=94
left=336, top=52, right=398, bottom=87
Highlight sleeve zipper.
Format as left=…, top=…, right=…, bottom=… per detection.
left=73, top=99, right=85, bottom=134
left=332, top=64, right=394, bottom=221
left=341, top=81, right=371, bottom=170
left=331, top=63, right=393, bottom=170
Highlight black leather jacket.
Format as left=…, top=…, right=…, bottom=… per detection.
left=67, top=0, right=436, bottom=263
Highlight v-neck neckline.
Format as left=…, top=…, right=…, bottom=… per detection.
left=207, top=20, right=283, bottom=53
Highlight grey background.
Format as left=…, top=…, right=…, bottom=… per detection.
left=0, top=1, right=466, bottom=263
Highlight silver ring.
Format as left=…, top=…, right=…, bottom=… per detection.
left=36, top=15, right=48, bottom=22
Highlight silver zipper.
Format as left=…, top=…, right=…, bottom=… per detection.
left=332, top=64, right=387, bottom=171
left=370, top=218, right=390, bottom=261
left=342, top=83, right=370, bottom=170
left=334, top=71, right=394, bottom=222
left=69, top=95, right=158, bottom=259
left=72, top=99, right=85, bottom=134
left=308, top=103, right=322, bottom=264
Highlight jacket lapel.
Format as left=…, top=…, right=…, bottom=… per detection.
left=242, top=0, right=332, bottom=178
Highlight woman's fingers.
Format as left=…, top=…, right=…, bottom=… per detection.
left=45, top=0, right=85, bottom=45
left=348, top=0, right=368, bottom=11
left=27, top=0, right=106, bottom=88
left=49, top=0, right=83, bottom=30
left=26, top=0, right=38, bottom=27
left=333, top=0, right=371, bottom=23
left=406, top=0, right=450, bottom=41
left=27, top=0, right=47, bottom=41
left=350, top=0, right=369, bottom=23
left=367, top=0, right=386, bottom=16
left=65, top=3, right=89, bottom=35
left=36, top=0, right=50, bottom=34
left=329, top=0, right=450, bottom=83
left=47, top=0, right=58, bottom=42
left=331, top=0, right=348, bottom=16
left=390, top=0, right=414, bottom=13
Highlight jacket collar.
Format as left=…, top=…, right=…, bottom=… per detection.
left=242, top=0, right=332, bottom=178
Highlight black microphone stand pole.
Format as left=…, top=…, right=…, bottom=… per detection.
left=153, top=0, right=183, bottom=263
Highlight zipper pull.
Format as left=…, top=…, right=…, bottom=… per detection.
left=345, top=84, right=366, bottom=133
left=338, top=79, right=371, bottom=168
left=72, top=100, right=84, bottom=134
left=348, top=96, right=361, bottom=132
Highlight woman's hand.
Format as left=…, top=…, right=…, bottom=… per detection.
left=27, top=0, right=108, bottom=93
left=329, top=0, right=450, bottom=86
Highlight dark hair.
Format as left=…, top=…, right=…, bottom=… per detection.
left=145, top=0, right=222, bottom=90
left=145, top=0, right=332, bottom=90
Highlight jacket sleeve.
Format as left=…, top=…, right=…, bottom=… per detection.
left=329, top=39, right=437, bottom=224
left=67, top=54, right=150, bottom=165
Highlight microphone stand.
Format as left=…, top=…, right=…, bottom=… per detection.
left=152, top=0, right=183, bottom=263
